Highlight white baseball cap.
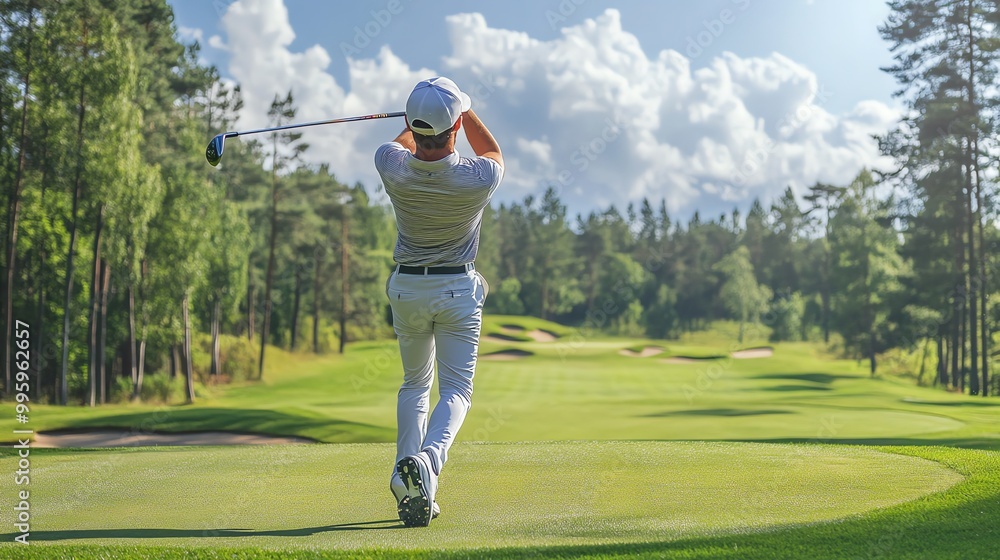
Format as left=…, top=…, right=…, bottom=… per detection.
left=405, top=77, right=472, bottom=136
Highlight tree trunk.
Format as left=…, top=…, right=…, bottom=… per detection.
left=951, top=170, right=966, bottom=391
left=917, top=337, right=930, bottom=386
left=973, top=130, right=989, bottom=396
left=210, top=297, right=221, bottom=376
left=170, top=345, right=178, bottom=379
left=952, top=297, right=962, bottom=390
left=960, top=291, right=967, bottom=393
left=247, top=263, right=255, bottom=340
left=963, top=9, right=980, bottom=394
left=3, top=4, right=36, bottom=397
left=131, top=339, right=146, bottom=401
left=977, top=180, right=989, bottom=397
left=339, top=211, right=349, bottom=354
left=131, top=260, right=147, bottom=401
left=183, top=292, right=195, bottom=404
left=967, top=160, right=979, bottom=395
left=313, top=250, right=322, bottom=354
left=259, top=174, right=279, bottom=378
left=822, top=208, right=832, bottom=343
left=59, top=23, right=90, bottom=405
left=127, top=284, right=137, bottom=385
left=937, top=335, right=947, bottom=387
left=36, top=127, right=51, bottom=400
left=864, top=251, right=875, bottom=377
left=98, top=259, right=110, bottom=404
left=35, top=250, right=45, bottom=400
left=291, top=265, right=302, bottom=351
left=87, top=206, right=105, bottom=407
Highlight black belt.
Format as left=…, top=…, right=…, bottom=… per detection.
left=397, top=263, right=475, bottom=275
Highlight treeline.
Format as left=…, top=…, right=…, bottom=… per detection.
left=1, top=0, right=997, bottom=405
left=0, top=0, right=396, bottom=405
left=478, top=174, right=997, bottom=399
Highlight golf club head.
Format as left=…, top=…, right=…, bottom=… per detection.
left=206, top=134, right=226, bottom=167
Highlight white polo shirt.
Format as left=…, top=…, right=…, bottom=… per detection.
left=375, top=143, right=503, bottom=267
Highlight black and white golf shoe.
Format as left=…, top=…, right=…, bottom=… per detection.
left=395, top=452, right=438, bottom=527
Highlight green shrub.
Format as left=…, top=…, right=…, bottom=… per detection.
left=141, top=374, right=174, bottom=403
left=488, top=278, right=525, bottom=316
left=192, top=333, right=212, bottom=380
left=769, top=293, right=804, bottom=342
left=220, top=335, right=258, bottom=382
left=109, top=376, right=133, bottom=404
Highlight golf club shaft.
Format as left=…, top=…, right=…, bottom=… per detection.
left=227, top=111, right=406, bottom=139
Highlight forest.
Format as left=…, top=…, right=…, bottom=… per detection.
left=1, top=0, right=997, bottom=405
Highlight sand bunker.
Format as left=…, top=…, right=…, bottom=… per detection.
left=32, top=430, right=312, bottom=448
left=619, top=346, right=665, bottom=358
left=527, top=329, right=558, bottom=342
left=661, top=355, right=726, bottom=364
left=731, top=347, right=774, bottom=359
left=481, top=349, right=534, bottom=361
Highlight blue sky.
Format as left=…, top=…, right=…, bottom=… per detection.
left=171, top=0, right=900, bottom=215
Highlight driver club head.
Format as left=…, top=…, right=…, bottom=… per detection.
left=206, top=134, right=226, bottom=167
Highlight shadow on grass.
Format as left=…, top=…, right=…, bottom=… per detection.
left=483, top=333, right=527, bottom=342
left=742, top=436, right=1000, bottom=452
left=59, top=407, right=393, bottom=443
left=0, top=520, right=403, bottom=542
left=761, top=384, right=832, bottom=392
left=644, top=408, right=792, bottom=418
left=753, top=373, right=857, bottom=385
left=902, top=398, right=1000, bottom=407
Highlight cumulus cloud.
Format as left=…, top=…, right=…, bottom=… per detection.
left=214, top=1, right=897, bottom=215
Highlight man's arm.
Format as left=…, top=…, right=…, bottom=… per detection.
left=392, top=129, right=416, bottom=153
left=462, top=109, right=503, bottom=168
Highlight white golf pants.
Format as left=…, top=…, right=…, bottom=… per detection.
left=386, top=269, right=489, bottom=475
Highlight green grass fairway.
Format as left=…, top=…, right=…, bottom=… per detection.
left=0, top=442, right=967, bottom=555
left=2, top=318, right=999, bottom=557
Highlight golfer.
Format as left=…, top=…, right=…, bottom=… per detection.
left=375, top=77, right=504, bottom=527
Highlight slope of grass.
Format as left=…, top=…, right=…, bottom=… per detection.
left=2, top=318, right=999, bottom=558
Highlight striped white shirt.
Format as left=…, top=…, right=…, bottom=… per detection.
left=375, top=143, right=503, bottom=267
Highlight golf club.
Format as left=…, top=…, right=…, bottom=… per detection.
left=206, top=111, right=406, bottom=166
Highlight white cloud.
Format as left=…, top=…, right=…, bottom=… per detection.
left=177, top=26, right=204, bottom=44
left=214, top=2, right=897, bottom=215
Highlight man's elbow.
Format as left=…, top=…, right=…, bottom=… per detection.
left=483, top=151, right=503, bottom=169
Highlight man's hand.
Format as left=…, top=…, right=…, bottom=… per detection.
left=462, top=109, right=503, bottom=168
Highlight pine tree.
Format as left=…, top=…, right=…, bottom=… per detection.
left=258, top=92, right=308, bottom=377
left=881, top=0, right=1000, bottom=394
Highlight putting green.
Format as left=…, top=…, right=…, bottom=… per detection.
left=1, top=441, right=961, bottom=551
